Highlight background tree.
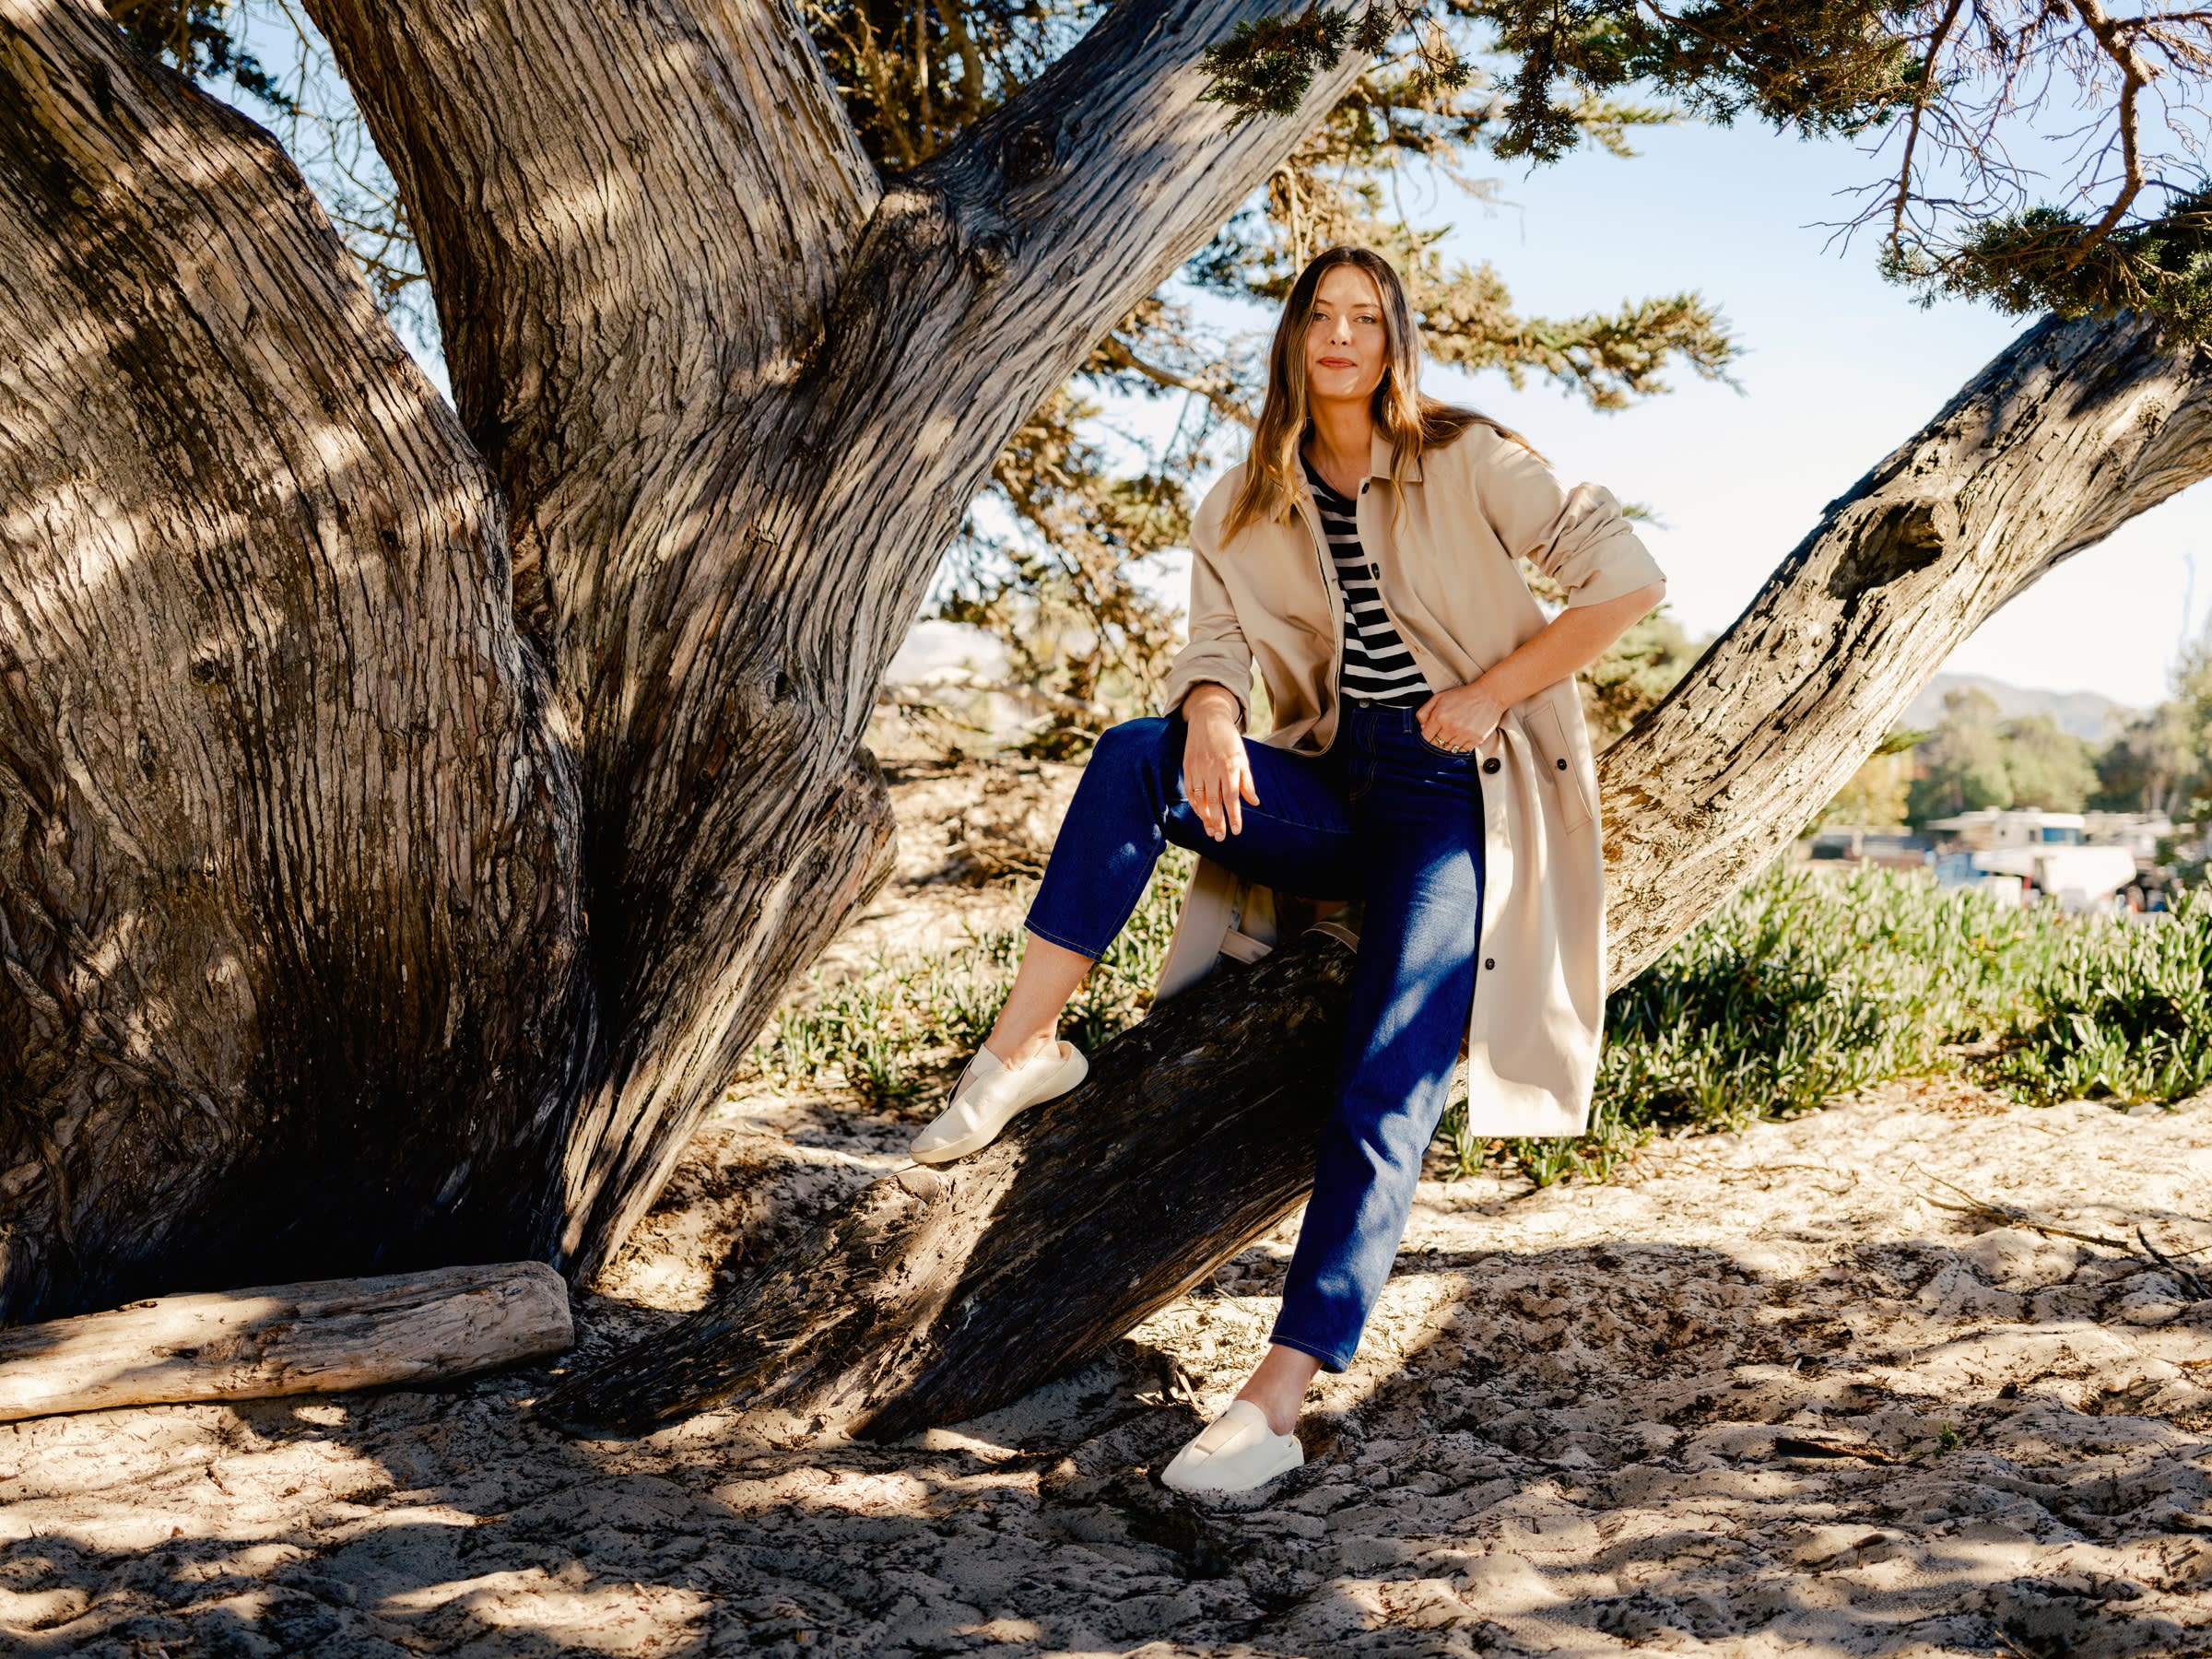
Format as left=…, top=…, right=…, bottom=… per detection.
left=2088, top=621, right=2212, bottom=817
left=2093, top=700, right=2200, bottom=814
left=1907, top=687, right=2018, bottom=818
left=2002, top=711, right=2102, bottom=812
left=8, top=0, right=2212, bottom=1337
left=1818, top=728, right=1925, bottom=829
left=1904, top=689, right=2103, bottom=820
left=2174, top=629, right=2212, bottom=818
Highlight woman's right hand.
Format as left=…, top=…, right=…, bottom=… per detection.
left=1180, top=683, right=1259, bottom=840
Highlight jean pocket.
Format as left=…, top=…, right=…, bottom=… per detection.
left=1412, top=724, right=1476, bottom=761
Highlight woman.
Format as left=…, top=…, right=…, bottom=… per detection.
left=909, top=245, right=1667, bottom=1493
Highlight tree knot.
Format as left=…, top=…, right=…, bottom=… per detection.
left=869, top=184, right=959, bottom=264
left=1826, top=497, right=1955, bottom=606
left=1001, top=122, right=1059, bottom=187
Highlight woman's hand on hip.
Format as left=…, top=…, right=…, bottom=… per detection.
left=1180, top=684, right=1259, bottom=840
left=1417, top=681, right=1507, bottom=757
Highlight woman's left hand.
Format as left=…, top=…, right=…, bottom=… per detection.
left=1417, top=681, right=1508, bottom=756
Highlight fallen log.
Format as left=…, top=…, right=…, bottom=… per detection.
left=540, top=931, right=1359, bottom=1440
left=0, top=1262, right=572, bottom=1423
left=544, top=306, right=2212, bottom=1442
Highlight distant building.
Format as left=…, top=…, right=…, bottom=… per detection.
left=1922, top=807, right=2147, bottom=911
left=1922, top=807, right=2086, bottom=850
left=1803, top=827, right=1932, bottom=870
left=2080, top=811, right=2177, bottom=858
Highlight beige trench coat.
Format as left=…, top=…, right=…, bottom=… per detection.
left=1150, top=422, right=1665, bottom=1137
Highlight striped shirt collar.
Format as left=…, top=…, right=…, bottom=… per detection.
left=1307, top=428, right=1425, bottom=488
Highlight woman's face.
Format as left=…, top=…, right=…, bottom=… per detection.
left=1303, top=265, right=1390, bottom=409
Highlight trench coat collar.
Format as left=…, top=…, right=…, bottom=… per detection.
left=1371, top=427, right=1423, bottom=485
left=1302, top=428, right=1425, bottom=490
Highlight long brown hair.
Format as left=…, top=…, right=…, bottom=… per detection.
left=1224, top=244, right=1544, bottom=542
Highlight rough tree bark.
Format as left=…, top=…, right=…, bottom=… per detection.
left=538, top=308, right=2212, bottom=1440
left=0, top=0, right=1371, bottom=1322
left=0, top=1, right=587, bottom=1314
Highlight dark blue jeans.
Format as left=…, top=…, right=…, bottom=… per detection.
left=1026, top=702, right=1486, bottom=1371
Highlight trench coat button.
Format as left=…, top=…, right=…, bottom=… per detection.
left=1484, top=957, right=1496, bottom=970
left=1482, top=756, right=1500, bottom=773
left=1556, top=757, right=1568, bottom=770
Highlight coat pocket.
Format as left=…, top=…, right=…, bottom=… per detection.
left=1524, top=700, right=1594, bottom=834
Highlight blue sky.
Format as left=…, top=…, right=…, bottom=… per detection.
left=1090, top=108, right=2212, bottom=713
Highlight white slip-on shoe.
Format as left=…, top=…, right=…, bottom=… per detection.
left=909, top=1038, right=1088, bottom=1164
left=1159, top=1400, right=1304, bottom=1494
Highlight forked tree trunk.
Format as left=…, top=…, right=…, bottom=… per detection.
left=0, top=0, right=1367, bottom=1323
left=539, top=308, right=2212, bottom=1439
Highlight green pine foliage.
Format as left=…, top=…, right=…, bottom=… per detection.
left=109, top=0, right=291, bottom=107
left=1888, top=190, right=2212, bottom=344
left=1203, top=3, right=2212, bottom=343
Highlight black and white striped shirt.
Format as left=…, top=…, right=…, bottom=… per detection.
left=1302, top=455, right=1431, bottom=708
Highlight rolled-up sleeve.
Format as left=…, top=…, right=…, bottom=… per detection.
left=1477, top=433, right=1666, bottom=609
left=1159, top=489, right=1253, bottom=729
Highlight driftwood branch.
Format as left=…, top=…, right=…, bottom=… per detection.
left=0, top=1264, right=572, bottom=1424
left=1912, top=1164, right=2212, bottom=1300
left=1912, top=1164, right=2133, bottom=1251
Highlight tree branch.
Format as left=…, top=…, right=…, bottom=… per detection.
left=1598, top=308, right=2212, bottom=982
left=300, top=0, right=883, bottom=627
left=729, top=0, right=1378, bottom=720
left=2066, top=0, right=2153, bottom=265
left=1095, top=333, right=1257, bottom=427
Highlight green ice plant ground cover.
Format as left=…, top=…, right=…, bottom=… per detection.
left=742, top=855, right=2212, bottom=1188
left=1470, top=867, right=2212, bottom=1183
left=1983, top=879, right=2212, bottom=1107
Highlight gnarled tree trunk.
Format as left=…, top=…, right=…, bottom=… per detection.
left=6, top=0, right=2206, bottom=1415
left=0, top=0, right=1368, bottom=1322
left=540, top=307, right=2212, bottom=1439
left=1, top=3, right=587, bottom=1313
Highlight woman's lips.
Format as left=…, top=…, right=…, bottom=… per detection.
left=1319, top=357, right=1356, bottom=368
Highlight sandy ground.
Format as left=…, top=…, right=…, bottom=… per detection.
left=6, top=766, right=2212, bottom=1656
left=797, top=751, right=1077, bottom=969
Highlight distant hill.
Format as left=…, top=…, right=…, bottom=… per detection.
left=1902, top=673, right=2137, bottom=742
